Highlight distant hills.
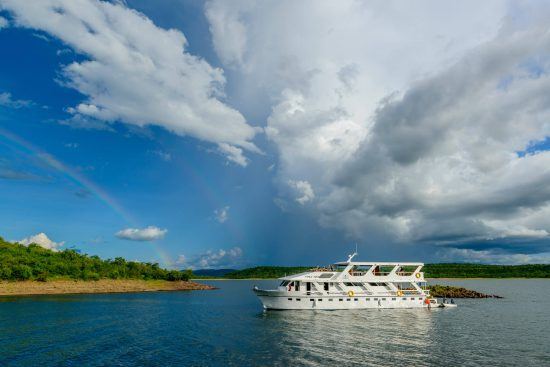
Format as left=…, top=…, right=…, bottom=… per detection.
left=193, top=264, right=550, bottom=279
left=192, top=269, right=236, bottom=277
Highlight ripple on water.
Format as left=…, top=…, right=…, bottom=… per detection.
left=0, top=280, right=549, bottom=366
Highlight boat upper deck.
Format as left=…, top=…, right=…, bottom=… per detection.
left=333, top=261, right=423, bottom=266
left=279, top=261, right=425, bottom=282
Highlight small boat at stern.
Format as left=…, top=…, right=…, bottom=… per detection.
left=253, top=252, right=445, bottom=310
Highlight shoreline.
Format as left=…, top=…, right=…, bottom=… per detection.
left=193, top=277, right=550, bottom=281
left=0, top=279, right=216, bottom=296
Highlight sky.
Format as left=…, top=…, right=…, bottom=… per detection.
left=1, top=0, right=550, bottom=268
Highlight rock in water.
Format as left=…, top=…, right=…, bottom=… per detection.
left=428, top=285, right=503, bottom=298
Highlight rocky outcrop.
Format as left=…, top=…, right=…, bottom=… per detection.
left=428, top=285, right=502, bottom=298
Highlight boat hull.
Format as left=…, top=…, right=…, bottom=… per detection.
left=255, top=292, right=434, bottom=310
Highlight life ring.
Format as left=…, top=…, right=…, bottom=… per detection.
left=415, top=273, right=421, bottom=279
left=348, top=290, right=354, bottom=297
left=397, top=290, right=403, bottom=297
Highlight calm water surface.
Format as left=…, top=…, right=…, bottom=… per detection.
left=1, top=279, right=549, bottom=366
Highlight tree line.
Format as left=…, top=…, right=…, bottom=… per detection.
left=0, top=237, right=191, bottom=281
left=219, top=263, right=550, bottom=279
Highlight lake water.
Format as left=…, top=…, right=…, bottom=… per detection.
left=1, top=279, right=549, bottom=366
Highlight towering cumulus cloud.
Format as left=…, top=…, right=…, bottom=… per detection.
left=206, top=0, right=550, bottom=259
left=0, top=0, right=259, bottom=164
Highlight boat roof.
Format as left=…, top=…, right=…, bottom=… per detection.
left=333, top=262, right=423, bottom=266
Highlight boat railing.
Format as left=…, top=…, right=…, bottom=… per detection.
left=400, top=290, right=422, bottom=295
left=396, top=272, right=415, bottom=276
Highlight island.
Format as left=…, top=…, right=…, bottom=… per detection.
left=0, top=237, right=214, bottom=296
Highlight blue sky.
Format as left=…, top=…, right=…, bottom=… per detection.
left=1, top=0, right=550, bottom=267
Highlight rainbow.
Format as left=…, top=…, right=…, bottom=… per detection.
left=0, top=126, right=175, bottom=266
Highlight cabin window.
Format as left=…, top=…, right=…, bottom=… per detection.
left=346, top=298, right=351, bottom=301
left=306, top=282, right=311, bottom=292
left=366, top=298, right=370, bottom=301
left=296, top=298, right=301, bottom=301
left=288, top=298, right=292, bottom=301
left=310, top=299, right=314, bottom=302
left=344, top=282, right=354, bottom=286
left=402, top=298, right=407, bottom=301
left=329, top=299, right=333, bottom=302
left=280, top=281, right=290, bottom=286
left=373, top=298, right=378, bottom=300
left=382, top=298, right=386, bottom=301
left=323, top=283, right=329, bottom=291
left=295, top=281, right=300, bottom=291
left=392, top=298, right=396, bottom=301
left=354, top=298, right=358, bottom=301
left=339, top=299, right=343, bottom=301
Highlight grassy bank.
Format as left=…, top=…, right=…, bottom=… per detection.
left=0, top=237, right=218, bottom=296
left=0, top=279, right=215, bottom=296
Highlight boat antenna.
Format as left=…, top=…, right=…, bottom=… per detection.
left=347, top=243, right=358, bottom=262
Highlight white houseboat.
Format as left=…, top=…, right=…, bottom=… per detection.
left=253, top=253, right=446, bottom=310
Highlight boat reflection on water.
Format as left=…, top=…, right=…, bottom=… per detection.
left=258, top=308, right=435, bottom=365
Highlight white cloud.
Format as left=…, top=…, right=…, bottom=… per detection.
left=217, top=143, right=248, bottom=167
left=32, top=32, right=50, bottom=42
left=214, top=206, right=229, bottom=223
left=149, top=149, right=171, bottom=161
left=1, top=0, right=259, bottom=164
left=177, top=247, right=243, bottom=269
left=0, top=15, right=8, bottom=28
left=115, top=226, right=167, bottom=241
left=0, top=92, right=32, bottom=108
left=206, top=1, right=550, bottom=251
left=58, top=113, right=115, bottom=131
left=439, top=248, right=550, bottom=265
left=204, top=1, right=250, bottom=67
left=288, top=180, right=314, bottom=205
left=18, top=232, right=64, bottom=251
